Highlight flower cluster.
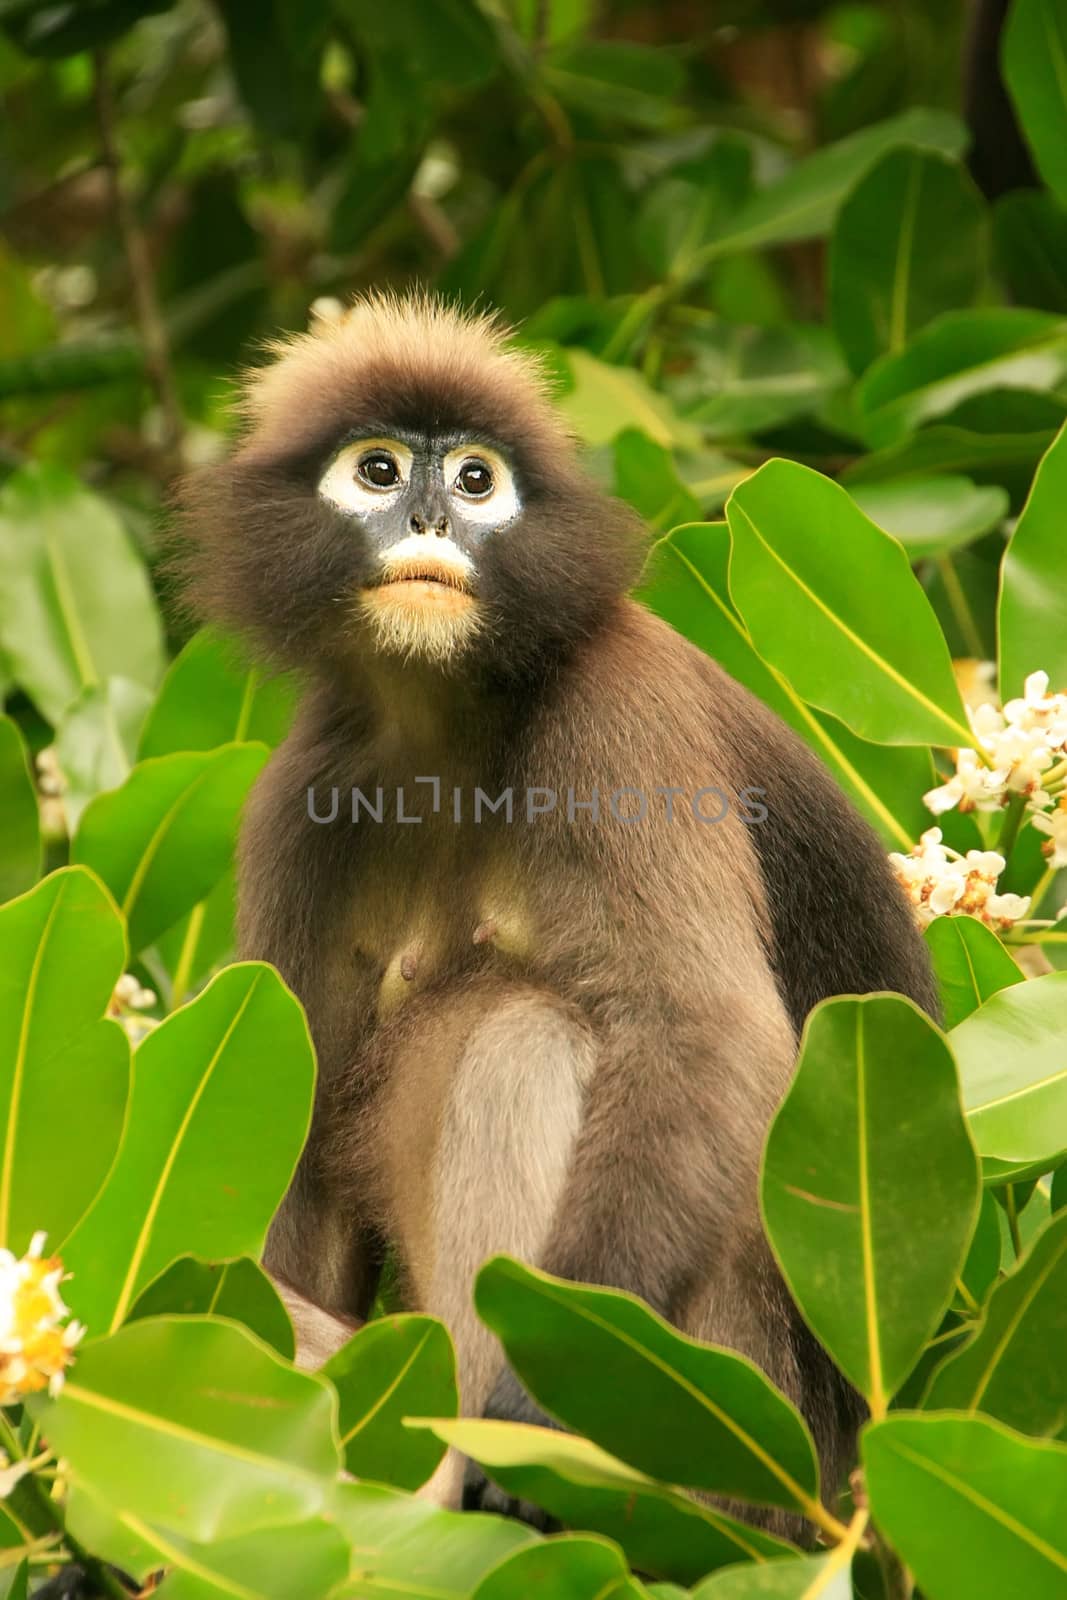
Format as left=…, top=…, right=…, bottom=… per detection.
left=924, top=672, right=1067, bottom=870
left=889, top=828, right=1031, bottom=932
left=0, top=1234, right=83, bottom=1406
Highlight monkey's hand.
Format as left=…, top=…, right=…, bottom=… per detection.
left=461, top=1367, right=563, bottom=1530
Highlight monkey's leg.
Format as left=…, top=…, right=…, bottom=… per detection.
left=378, top=983, right=597, bottom=1513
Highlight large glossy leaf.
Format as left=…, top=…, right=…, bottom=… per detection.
left=829, top=148, right=986, bottom=374
left=138, top=627, right=297, bottom=760
left=0, top=716, right=40, bottom=903
left=924, top=915, right=1024, bottom=1030
left=856, top=309, right=1067, bottom=449
left=62, top=962, right=314, bottom=1333
left=72, top=743, right=268, bottom=954
left=129, top=1254, right=295, bottom=1359
left=67, top=1479, right=347, bottom=1600
left=1004, top=0, right=1067, bottom=206
left=637, top=521, right=934, bottom=847
left=155, top=868, right=237, bottom=1007
left=425, top=1419, right=793, bottom=1585
left=726, top=460, right=973, bottom=748
left=471, top=1535, right=649, bottom=1600
left=37, top=1316, right=339, bottom=1542
left=848, top=475, right=1008, bottom=561
left=864, top=1414, right=1067, bottom=1600
left=0, top=464, right=163, bottom=724
left=952, top=971, right=1067, bottom=1178
left=842, top=421, right=1057, bottom=492
left=691, top=1554, right=852, bottom=1597
left=924, top=1208, right=1067, bottom=1435
left=998, top=421, right=1067, bottom=697
left=699, top=108, right=966, bottom=258
left=323, top=1313, right=457, bottom=1489
left=761, top=995, right=979, bottom=1414
left=0, top=868, right=128, bottom=1255
left=55, top=677, right=153, bottom=830
left=329, top=1481, right=535, bottom=1599
left=473, top=1257, right=824, bottom=1524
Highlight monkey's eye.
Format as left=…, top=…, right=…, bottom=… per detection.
left=454, top=458, right=494, bottom=499
left=357, top=450, right=402, bottom=491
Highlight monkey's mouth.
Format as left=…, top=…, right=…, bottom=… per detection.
left=365, top=552, right=475, bottom=611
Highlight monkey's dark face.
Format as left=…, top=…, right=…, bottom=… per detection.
left=178, top=296, right=644, bottom=684
left=315, top=428, right=523, bottom=665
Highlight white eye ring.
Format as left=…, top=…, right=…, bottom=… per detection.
left=319, top=438, right=413, bottom=515
left=443, top=444, right=520, bottom=526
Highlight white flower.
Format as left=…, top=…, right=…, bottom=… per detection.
left=890, top=830, right=1029, bottom=932
left=953, top=658, right=999, bottom=712
left=0, top=1234, right=83, bottom=1406
left=924, top=668, right=1067, bottom=822
left=1032, top=802, right=1067, bottom=869
left=924, top=748, right=1005, bottom=815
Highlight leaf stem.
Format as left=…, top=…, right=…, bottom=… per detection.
left=1002, top=1184, right=1024, bottom=1259
left=996, top=793, right=1027, bottom=860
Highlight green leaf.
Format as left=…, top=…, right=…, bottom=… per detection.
left=37, top=1316, right=339, bottom=1541
left=54, top=677, right=153, bottom=831
left=155, top=868, right=238, bottom=1007
left=559, top=349, right=700, bottom=449
left=471, top=1535, right=650, bottom=1600
left=761, top=994, right=979, bottom=1414
left=863, top=1413, right=1067, bottom=1600
left=668, top=323, right=847, bottom=439
left=924, top=1208, right=1067, bottom=1435
left=701, top=108, right=967, bottom=258
left=952, top=970, right=1067, bottom=1178
left=138, top=627, right=296, bottom=760
left=129, top=1254, right=296, bottom=1360
left=72, top=743, right=268, bottom=954
left=329, top=1481, right=536, bottom=1598
left=637, top=520, right=935, bottom=848
left=68, top=1480, right=347, bottom=1600
left=0, top=464, right=163, bottom=725
left=424, top=1419, right=794, bottom=1586
left=691, top=1553, right=852, bottom=1597
left=544, top=40, right=684, bottom=130
left=0, top=868, right=128, bottom=1254
left=1004, top=0, right=1067, bottom=207
left=924, top=915, right=1025, bottom=1030
left=856, top=309, right=1067, bottom=449
left=842, top=422, right=1057, bottom=493
left=473, top=1256, right=823, bottom=1522
left=726, top=460, right=972, bottom=747
left=994, top=191, right=1067, bottom=315
left=62, top=962, right=314, bottom=1334
left=960, top=1188, right=1004, bottom=1309
left=998, top=421, right=1067, bottom=699
left=613, top=431, right=700, bottom=531
left=323, top=1313, right=457, bottom=1489
left=829, top=148, right=987, bottom=375
left=848, top=475, right=1008, bottom=561
left=0, top=716, right=40, bottom=903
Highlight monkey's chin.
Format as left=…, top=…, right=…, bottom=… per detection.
left=359, top=581, right=481, bottom=663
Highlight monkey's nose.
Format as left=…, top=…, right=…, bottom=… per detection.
left=408, top=512, right=451, bottom=538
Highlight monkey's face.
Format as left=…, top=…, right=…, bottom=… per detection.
left=316, top=431, right=521, bottom=664
left=179, top=295, right=644, bottom=682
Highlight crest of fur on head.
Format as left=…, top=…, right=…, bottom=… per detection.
left=175, top=290, right=645, bottom=679
left=235, top=290, right=574, bottom=473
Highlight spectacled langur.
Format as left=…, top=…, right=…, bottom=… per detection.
left=178, top=294, right=938, bottom=1535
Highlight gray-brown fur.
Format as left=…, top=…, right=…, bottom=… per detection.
left=175, top=293, right=937, bottom=1537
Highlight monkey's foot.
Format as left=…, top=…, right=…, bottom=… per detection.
left=461, top=1369, right=563, bottom=1531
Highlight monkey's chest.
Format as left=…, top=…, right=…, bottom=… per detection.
left=342, top=819, right=538, bottom=1018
